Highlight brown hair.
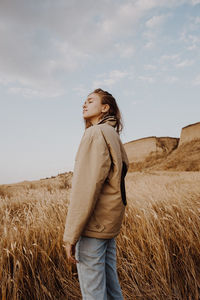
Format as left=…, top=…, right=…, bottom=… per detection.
left=84, top=88, right=123, bottom=134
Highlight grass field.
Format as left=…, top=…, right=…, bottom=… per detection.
left=0, top=170, right=200, bottom=299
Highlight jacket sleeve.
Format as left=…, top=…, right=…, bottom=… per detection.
left=63, top=126, right=111, bottom=245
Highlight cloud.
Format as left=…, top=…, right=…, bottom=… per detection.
left=180, top=32, right=200, bottom=51
left=144, top=14, right=170, bottom=48
left=145, top=15, right=167, bottom=28
left=144, top=31, right=156, bottom=48
left=144, top=64, right=157, bottom=70
left=0, top=0, right=199, bottom=97
left=138, top=75, right=155, bottom=83
left=73, top=85, right=89, bottom=97
left=8, top=85, right=65, bottom=98
left=130, top=100, right=138, bottom=107
left=0, top=0, right=116, bottom=97
left=193, top=74, right=200, bottom=85
left=93, top=70, right=130, bottom=88
left=159, top=54, right=180, bottom=68
left=160, top=54, right=180, bottom=61
left=175, top=59, right=194, bottom=68
left=179, top=15, right=200, bottom=50
left=165, top=76, right=179, bottom=83
left=159, top=53, right=194, bottom=72
left=194, top=16, right=200, bottom=24
left=114, top=43, right=135, bottom=58
left=190, top=0, right=200, bottom=4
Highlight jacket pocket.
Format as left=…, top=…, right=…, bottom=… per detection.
left=86, top=223, right=105, bottom=232
left=120, top=161, right=128, bottom=206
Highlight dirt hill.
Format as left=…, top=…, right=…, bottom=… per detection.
left=179, top=121, right=200, bottom=146
left=128, top=138, right=200, bottom=172
left=0, top=172, right=73, bottom=199
left=124, top=136, right=179, bottom=163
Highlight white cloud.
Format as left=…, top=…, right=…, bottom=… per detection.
left=194, top=16, right=200, bottom=24
left=93, top=70, right=130, bottom=88
left=144, top=64, right=157, bottom=70
left=138, top=76, right=155, bottom=83
left=175, top=59, right=194, bottom=68
left=193, top=74, right=200, bottom=85
left=52, top=40, right=91, bottom=71
left=8, top=84, right=65, bottom=98
left=0, top=0, right=115, bottom=97
left=0, top=76, right=10, bottom=85
left=114, top=43, right=135, bottom=58
left=158, top=53, right=180, bottom=70
left=0, top=0, right=199, bottom=97
left=143, top=30, right=157, bottom=48
left=159, top=54, right=195, bottom=72
left=180, top=32, right=200, bottom=51
left=160, top=54, right=180, bottom=62
left=144, top=14, right=170, bottom=49
left=73, top=85, right=89, bottom=97
left=146, top=15, right=167, bottom=28
left=144, top=41, right=154, bottom=48
left=190, top=0, right=200, bottom=4
left=130, top=100, right=138, bottom=107
left=165, top=76, right=179, bottom=83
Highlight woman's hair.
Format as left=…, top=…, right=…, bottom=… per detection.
left=84, top=88, right=123, bottom=134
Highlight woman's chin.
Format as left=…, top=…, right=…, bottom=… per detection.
left=83, top=112, right=92, bottom=119
left=83, top=115, right=92, bottom=122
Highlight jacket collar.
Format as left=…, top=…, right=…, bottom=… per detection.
left=97, top=115, right=117, bottom=128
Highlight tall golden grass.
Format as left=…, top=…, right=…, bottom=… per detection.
left=0, top=171, right=200, bottom=299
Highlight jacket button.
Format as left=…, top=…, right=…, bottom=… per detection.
left=95, top=224, right=100, bottom=229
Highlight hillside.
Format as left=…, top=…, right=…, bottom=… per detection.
left=124, top=136, right=179, bottom=163
left=128, top=138, right=200, bottom=172
left=179, top=121, right=200, bottom=145
left=0, top=172, right=73, bottom=199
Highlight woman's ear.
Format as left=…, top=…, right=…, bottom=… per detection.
left=102, top=104, right=110, bottom=113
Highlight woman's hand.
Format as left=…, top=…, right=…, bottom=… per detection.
left=63, top=242, right=79, bottom=264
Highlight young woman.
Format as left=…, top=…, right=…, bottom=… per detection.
left=63, top=88, right=129, bottom=299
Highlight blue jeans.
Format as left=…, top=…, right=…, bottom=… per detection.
left=75, top=236, right=124, bottom=300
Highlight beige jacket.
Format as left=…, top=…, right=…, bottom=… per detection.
left=63, top=115, right=129, bottom=245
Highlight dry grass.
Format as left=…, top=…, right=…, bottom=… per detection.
left=0, top=171, right=200, bottom=299
left=118, top=171, right=200, bottom=299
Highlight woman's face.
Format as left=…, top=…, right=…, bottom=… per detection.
left=82, top=93, right=109, bottom=124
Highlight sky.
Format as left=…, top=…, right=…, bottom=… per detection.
left=0, top=0, right=200, bottom=184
